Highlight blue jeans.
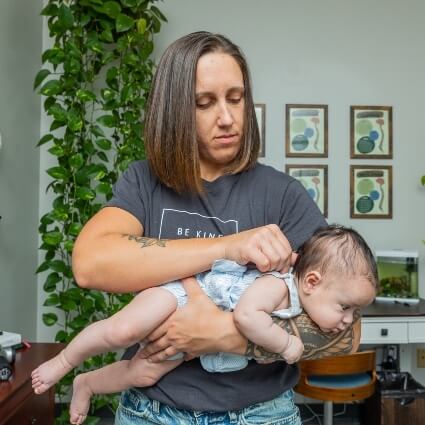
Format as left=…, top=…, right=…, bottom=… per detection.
left=114, top=388, right=301, bottom=425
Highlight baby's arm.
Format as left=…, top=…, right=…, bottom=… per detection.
left=234, top=274, right=303, bottom=364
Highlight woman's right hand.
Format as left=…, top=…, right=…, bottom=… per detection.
left=222, top=224, right=297, bottom=273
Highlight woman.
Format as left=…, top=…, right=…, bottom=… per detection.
left=73, top=31, right=360, bottom=424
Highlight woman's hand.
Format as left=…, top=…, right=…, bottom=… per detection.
left=139, top=277, right=247, bottom=362
left=223, top=224, right=297, bottom=273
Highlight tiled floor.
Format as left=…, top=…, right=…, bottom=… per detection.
left=299, top=403, right=362, bottom=425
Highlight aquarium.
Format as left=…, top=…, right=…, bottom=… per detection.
left=375, top=250, right=419, bottom=303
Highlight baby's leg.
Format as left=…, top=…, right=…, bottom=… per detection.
left=32, top=287, right=177, bottom=395
left=234, top=275, right=303, bottom=362
left=69, top=356, right=183, bottom=424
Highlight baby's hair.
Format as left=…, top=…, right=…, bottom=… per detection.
left=294, top=224, right=378, bottom=289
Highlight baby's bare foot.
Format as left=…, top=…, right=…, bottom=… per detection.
left=70, top=374, right=93, bottom=425
left=31, top=350, right=73, bottom=394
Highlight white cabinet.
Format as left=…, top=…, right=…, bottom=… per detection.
left=361, top=317, right=425, bottom=344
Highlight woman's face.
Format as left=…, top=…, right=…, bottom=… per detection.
left=195, top=52, right=245, bottom=181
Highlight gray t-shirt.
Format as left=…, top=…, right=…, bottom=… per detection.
left=107, top=160, right=327, bottom=412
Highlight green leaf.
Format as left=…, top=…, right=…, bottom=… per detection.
left=100, top=29, right=114, bottom=43
left=87, top=39, right=104, bottom=54
left=41, top=3, right=58, bottom=16
left=58, top=4, right=75, bottom=29
left=49, top=260, right=68, bottom=273
left=97, top=114, right=116, bottom=128
left=101, top=1, right=121, bottom=18
left=116, top=14, right=134, bottom=32
left=42, top=231, right=63, bottom=246
left=121, top=0, right=138, bottom=6
left=97, top=151, right=109, bottom=162
left=36, top=261, right=50, bottom=274
left=48, top=145, right=65, bottom=157
left=43, top=312, right=58, bottom=326
left=55, top=330, right=69, bottom=343
left=68, top=223, right=83, bottom=236
left=34, top=69, right=51, bottom=90
left=48, top=104, right=67, bottom=122
left=76, top=187, right=96, bottom=200
left=67, top=110, right=84, bottom=132
left=46, top=166, right=68, bottom=180
left=69, top=153, right=84, bottom=169
left=43, top=272, right=61, bottom=292
left=96, top=182, right=112, bottom=195
left=76, top=89, right=97, bottom=102
left=68, top=315, right=89, bottom=330
left=64, top=240, right=74, bottom=253
left=136, top=18, right=147, bottom=34
left=60, top=296, right=78, bottom=311
left=44, top=293, right=60, bottom=307
left=40, top=79, right=62, bottom=96
left=95, top=138, right=112, bottom=150
left=37, top=134, right=54, bottom=147
left=421, top=175, right=425, bottom=186
left=150, top=5, right=167, bottom=22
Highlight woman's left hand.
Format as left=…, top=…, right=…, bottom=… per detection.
left=139, top=277, right=246, bottom=362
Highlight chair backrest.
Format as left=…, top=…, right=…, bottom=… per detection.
left=295, top=350, right=377, bottom=402
left=299, top=350, right=376, bottom=375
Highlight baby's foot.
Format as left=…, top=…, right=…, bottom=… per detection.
left=31, top=350, right=73, bottom=394
left=70, top=374, right=93, bottom=425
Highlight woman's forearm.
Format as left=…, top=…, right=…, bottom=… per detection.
left=72, top=208, right=225, bottom=292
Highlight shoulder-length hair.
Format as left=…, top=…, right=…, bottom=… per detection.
left=144, top=31, right=260, bottom=193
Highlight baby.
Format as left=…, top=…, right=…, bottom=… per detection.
left=32, top=225, right=378, bottom=424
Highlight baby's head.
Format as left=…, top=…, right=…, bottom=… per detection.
left=294, top=225, right=378, bottom=333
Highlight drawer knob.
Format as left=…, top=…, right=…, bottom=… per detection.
left=381, top=328, right=389, bottom=336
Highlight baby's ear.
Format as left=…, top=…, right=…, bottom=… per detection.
left=302, top=271, right=322, bottom=293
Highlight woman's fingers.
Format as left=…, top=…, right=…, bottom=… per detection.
left=224, top=224, right=293, bottom=273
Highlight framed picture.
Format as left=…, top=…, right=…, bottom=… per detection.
left=350, top=165, right=392, bottom=219
left=255, top=103, right=266, bottom=157
left=350, top=105, right=393, bottom=159
left=286, top=164, right=328, bottom=217
left=285, top=104, right=328, bottom=158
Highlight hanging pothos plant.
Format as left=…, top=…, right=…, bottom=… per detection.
left=35, top=1, right=166, bottom=423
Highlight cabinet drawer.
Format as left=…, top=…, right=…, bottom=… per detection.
left=409, top=322, right=425, bottom=343
left=361, top=322, right=408, bottom=344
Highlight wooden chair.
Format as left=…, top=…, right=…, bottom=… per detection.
left=295, top=351, right=377, bottom=425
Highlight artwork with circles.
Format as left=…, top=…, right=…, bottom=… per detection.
left=285, top=104, right=328, bottom=158
left=350, top=105, right=393, bottom=159
left=350, top=165, right=392, bottom=219
left=286, top=164, right=328, bottom=217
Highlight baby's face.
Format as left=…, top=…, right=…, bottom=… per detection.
left=303, top=275, right=375, bottom=333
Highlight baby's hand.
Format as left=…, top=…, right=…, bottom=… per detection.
left=281, top=335, right=304, bottom=364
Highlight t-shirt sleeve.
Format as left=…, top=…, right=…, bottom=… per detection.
left=279, top=178, right=328, bottom=251
left=106, top=161, right=148, bottom=226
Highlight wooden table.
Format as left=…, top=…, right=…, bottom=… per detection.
left=0, top=343, right=63, bottom=425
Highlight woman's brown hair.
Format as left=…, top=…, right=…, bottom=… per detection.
left=144, top=31, right=260, bottom=193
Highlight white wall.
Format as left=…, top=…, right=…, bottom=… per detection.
left=152, top=0, right=425, bottom=286
left=37, top=0, right=425, bottom=374
left=0, top=0, right=42, bottom=340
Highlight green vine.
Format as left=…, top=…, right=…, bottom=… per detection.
left=35, top=1, right=166, bottom=423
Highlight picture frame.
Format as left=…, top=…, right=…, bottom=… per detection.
left=350, top=165, right=392, bottom=219
left=350, top=105, right=393, bottom=159
left=285, top=104, right=328, bottom=158
left=286, top=164, right=328, bottom=217
left=255, top=103, right=266, bottom=157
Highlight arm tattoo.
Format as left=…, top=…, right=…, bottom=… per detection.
left=122, top=234, right=169, bottom=248
left=245, top=309, right=361, bottom=361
